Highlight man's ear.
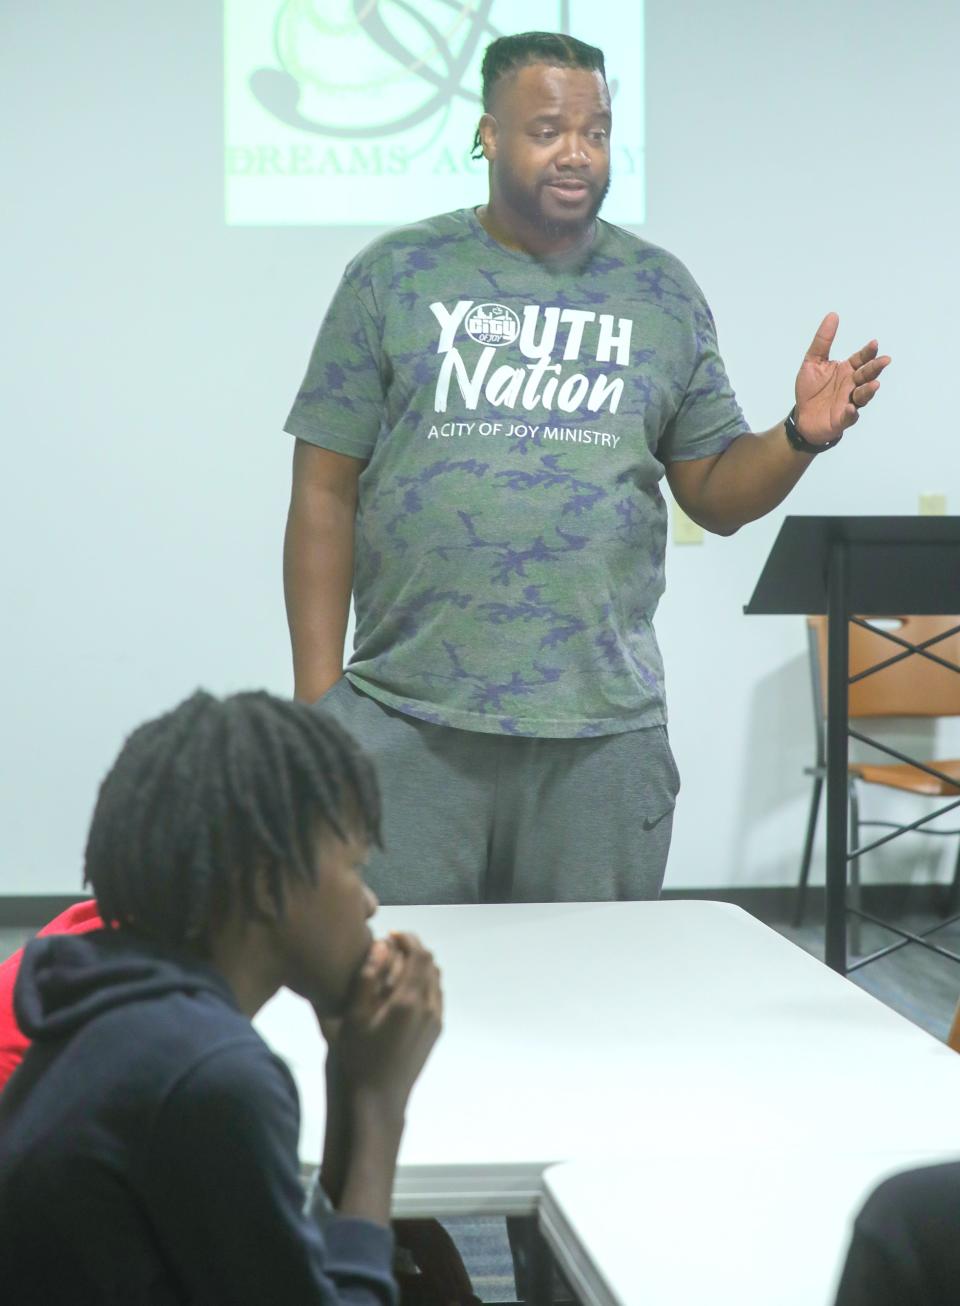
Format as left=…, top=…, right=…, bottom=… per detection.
left=478, top=113, right=498, bottom=161
left=251, top=863, right=284, bottom=924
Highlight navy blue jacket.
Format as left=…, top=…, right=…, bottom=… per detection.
left=0, top=929, right=396, bottom=1306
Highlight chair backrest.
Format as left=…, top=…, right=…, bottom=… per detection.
left=949, top=996, right=960, bottom=1054
left=807, top=616, right=960, bottom=719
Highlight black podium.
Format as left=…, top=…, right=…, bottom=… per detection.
left=745, top=516, right=960, bottom=973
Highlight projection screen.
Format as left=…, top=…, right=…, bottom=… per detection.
left=224, top=0, right=645, bottom=226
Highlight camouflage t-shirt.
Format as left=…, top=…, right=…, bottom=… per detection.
left=284, top=207, right=747, bottom=738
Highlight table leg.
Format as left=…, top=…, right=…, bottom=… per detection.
left=506, top=1214, right=555, bottom=1306
left=525, top=1217, right=555, bottom=1306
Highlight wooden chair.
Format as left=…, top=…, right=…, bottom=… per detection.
left=949, top=997, right=960, bottom=1053
left=796, top=616, right=960, bottom=940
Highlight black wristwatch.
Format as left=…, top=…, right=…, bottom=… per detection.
left=784, top=407, right=841, bottom=455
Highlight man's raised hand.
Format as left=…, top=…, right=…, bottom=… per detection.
left=793, top=312, right=891, bottom=446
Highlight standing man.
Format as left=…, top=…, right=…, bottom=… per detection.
left=283, top=31, right=889, bottom=906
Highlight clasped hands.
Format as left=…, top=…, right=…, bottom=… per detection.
left=793, top=311, right=892, bottom=447
left=320, top=933, right=443, bottom=1108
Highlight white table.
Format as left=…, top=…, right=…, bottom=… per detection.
left=253, top=901, right=960, bottom=1218
left=540, top=1148, right=960, bottom=1306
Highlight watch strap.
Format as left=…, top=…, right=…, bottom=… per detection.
left=784, top=407, right=841, bottom=454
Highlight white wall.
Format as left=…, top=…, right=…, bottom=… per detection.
left=3, top=1, right=958, bottom=895
left=646, top=0, right=960, bottom=888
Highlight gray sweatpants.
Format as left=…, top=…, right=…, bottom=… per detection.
left=313, top=675, right=680, bottom=905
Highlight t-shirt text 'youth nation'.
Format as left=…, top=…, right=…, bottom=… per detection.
left=431, top=300, right=633, bottom=415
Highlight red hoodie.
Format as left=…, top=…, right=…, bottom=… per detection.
left=0, top=900, right=104, bottom=1090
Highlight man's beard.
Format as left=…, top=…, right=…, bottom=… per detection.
left=497, top=162, right=611, bottom=239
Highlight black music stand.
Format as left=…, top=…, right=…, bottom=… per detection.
left=745, top=516, right=960, bottom=973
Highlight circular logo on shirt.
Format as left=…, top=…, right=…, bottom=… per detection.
left=465, top=303, right=520, bottom=347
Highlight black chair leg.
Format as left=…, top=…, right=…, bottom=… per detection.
left=795, top=774, right=824, bottom=927
left=848, top=779, right=862, bottom=957
left=946, top=836, right=960, bottom=918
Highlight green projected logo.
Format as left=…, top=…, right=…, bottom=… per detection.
left=224, top=1, right=645, bottom=227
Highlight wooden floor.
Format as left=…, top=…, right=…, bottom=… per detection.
left=778, top=909, right=960, bottom=1043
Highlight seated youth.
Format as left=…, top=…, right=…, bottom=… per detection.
left=0, top=689, right=442, bottom=1305
left=0, top=898, right=104, bottom=1090
left=833, top=1161, right=960, bottom=1306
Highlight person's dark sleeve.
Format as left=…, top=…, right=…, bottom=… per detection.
left=833, top=1162, right=960, bottom=1306
left=832, top=1222, right=911, bottom=1306
left=142, top=1037, right=397, bottom=1306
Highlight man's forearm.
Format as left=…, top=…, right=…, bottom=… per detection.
left=687, top=423, right=818, bottom=535
left=319, top=1053, right=351, bottom=1207
left=283, top=491, right=355, bottom=702
left=336, top=1094, right=405, bottom=1228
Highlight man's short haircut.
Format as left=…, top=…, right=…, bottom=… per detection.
left=471, top=31, right=608, bottom=158
left=84, top=690, right=382, bottom=948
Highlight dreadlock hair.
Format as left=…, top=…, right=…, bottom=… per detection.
left=471, top=31, right=607, bottom=160
left=83, top=689, right=382, bottom=950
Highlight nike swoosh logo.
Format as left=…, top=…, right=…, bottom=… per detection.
left=642, top=811, right=670, bottom=832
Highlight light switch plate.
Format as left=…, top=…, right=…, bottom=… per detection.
left=919, top=493, right=947, bottom=516
left=672, top=504, right=704, bottom=545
